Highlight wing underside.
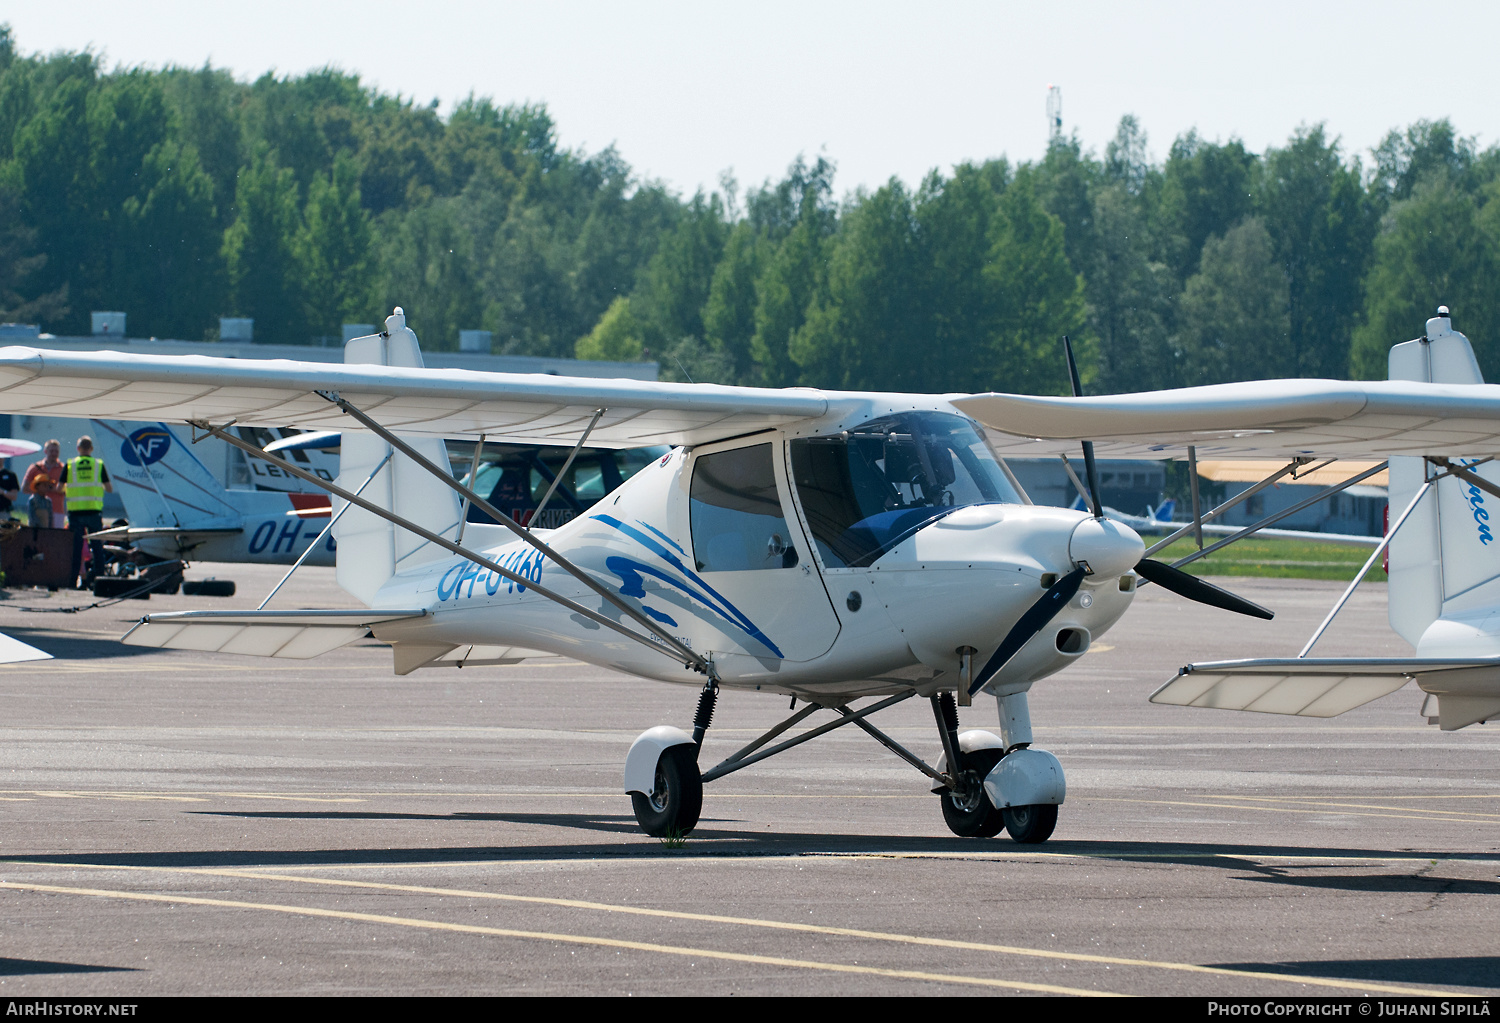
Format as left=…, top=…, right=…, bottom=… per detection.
left=1153, top=657, right=1500, bottom=730
left=122, top=609, right=428, bottom=659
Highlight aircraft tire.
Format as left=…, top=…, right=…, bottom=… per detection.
left=1002, top=803, right=1058, bottom=844
left=939, top=748, right=1005, bottom=838
left=630, top=745, right=702, bottom=838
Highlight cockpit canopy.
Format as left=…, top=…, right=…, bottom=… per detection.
left=790, top=411, right=1022, bottom=568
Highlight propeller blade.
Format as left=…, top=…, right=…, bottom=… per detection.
left=1062, top=336, right=1103, bottom=518
left=969, top=566, right=1088, bottom=696
left=1134, top=558, right=1274, bottom=620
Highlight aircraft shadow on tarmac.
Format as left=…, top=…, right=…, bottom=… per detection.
left=1233, top=873, right=1500, bottom=895
left=1208, top=956, right=1500, bottom=989
left=0, top=624, right=160, bottom=660
left=0, top=957, right=136, bottom=977
left=13, top=826, right=1500, bottom=872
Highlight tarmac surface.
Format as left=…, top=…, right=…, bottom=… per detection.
left=0, top=563, right=1495, bottom=997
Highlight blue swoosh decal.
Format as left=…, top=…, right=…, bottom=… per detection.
left=593, top=514, right=784, bottom=658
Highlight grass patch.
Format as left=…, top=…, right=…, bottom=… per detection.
left=1145, top=534, right=1385, bottom=583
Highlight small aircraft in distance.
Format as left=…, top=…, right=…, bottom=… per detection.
left=87, top=419, right=668, bottom=576
left=0, top=305, right=1495, bottom=844
left=1072, top=497, right=1383, bottom=549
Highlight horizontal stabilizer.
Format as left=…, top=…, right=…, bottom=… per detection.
left=89, top=526, right=241, bottom=545
left=122, top=608, right=427, bottom=659
left=1151, top=657, right=1500, bottom=718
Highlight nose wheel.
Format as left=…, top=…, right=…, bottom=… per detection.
left=1002, top=802, right=1058, bottom=843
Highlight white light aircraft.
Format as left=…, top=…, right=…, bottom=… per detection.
left=86, top=419, right=336, bottom=568
left=0, top=305, right=1494, bottom=842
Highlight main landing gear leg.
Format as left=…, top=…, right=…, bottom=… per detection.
left=933, top=693, right=1006, bottom=839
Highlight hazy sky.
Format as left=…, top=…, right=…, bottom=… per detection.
left=3, top=2, right=1496, bottom=198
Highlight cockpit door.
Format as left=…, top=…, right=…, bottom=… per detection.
left=685, top=436, right=841, bottom=662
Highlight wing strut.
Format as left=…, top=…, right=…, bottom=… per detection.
left=1141, top=456, right=1313, bottom=557
left=190, top=418, right=712, bottom=676
left=255, top=450, right=393, bottom=610
left=1297, top=478, right=1433, bottom=657
left=533, top=408, right=605, bottom=523
left=1153, top=460, right=1388, bottom=575
left=309, top=391, right=709, bottom=674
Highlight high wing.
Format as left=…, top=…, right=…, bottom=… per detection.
left=0, top=347, right=828, bottom=447
left=956, top=379, right=1500, bottom=458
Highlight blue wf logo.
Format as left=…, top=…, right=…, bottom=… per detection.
left=121, top=426, right=172, bottom=466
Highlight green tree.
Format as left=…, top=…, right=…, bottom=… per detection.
left=749, top=157, right=837, bottom=385
left=1256, top=126, right=1377, bottom=378
left=223, top=148, right=305, bottom=341
left=912, top=162, right=1008, bottom=392
left=1350, top=177, right=1500, bottom=379
left=792, top=178, right=922, bottom=389
left=297, top=151, right=373, bottom=337
left=982, top=170, right=1086, bottom=394
left=121, top=139, right=223, bottom=338
left=1177, top=217, right=1292, bottom=383
left=1158, top=132, right=1256, bottom=282
left=702, top=221, right=765, bottom=382
left=575, top=295, right=643, bottom=361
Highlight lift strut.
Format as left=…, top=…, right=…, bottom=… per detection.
left=190, top=418, right=705, bottom=673
left=311, top=391, right=710, bottom=675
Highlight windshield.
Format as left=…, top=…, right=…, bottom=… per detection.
left=789, top=411, right=1020, bottom=568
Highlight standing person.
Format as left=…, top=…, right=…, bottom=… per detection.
left=22, top=439, right=64, bottom=527
left=0, top=457, right=18, bottom=518
left=61, top=436, right=111, bottom=588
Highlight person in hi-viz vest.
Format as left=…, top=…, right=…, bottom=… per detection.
left=60, top=435, right=112, bottom=589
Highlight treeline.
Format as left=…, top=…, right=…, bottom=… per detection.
left=1, top=26, right=1499, bottom=392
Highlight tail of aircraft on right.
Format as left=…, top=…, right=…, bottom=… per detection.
left=1155, top=308, right=1500, bottom=730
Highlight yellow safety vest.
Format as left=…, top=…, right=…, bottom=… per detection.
left=65, top=456, right=105, bottom=512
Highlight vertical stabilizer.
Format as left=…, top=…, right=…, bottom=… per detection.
left=91, top=419, right=241, bottom=529
left=333, top=309, right=462, bottom=604
left=1387, top=308, right=1500, bottom=645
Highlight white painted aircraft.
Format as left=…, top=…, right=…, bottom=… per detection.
left=0, top=305, right=1493, bottom=843
left=86, top=419, right=337, bottom=568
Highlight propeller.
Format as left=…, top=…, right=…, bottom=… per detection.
left=966, top=340, right=1274, bottom=697
left=1060, top=336, right=1270, bottom=615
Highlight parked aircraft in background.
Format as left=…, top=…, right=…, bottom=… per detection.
left=0, top=306, right=1489, bottom=845
left=90, top=419, right=668, bottom=569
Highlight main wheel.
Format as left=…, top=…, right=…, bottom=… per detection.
left=1003, top=803, right=1058, bottom=844
left=630, top=745, right=703, bottom=837
left=939, top=747, right=1005, bottom=838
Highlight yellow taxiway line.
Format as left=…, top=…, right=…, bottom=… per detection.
left=0, top=880, right=1113, bottom=996
left=0, top=862, right=1463, bottom=997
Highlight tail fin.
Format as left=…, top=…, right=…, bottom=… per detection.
left=90, top=419, right=241, bottom=528
left=1068, top=494, right=1087, bottom=512
left=1153, top=499, right=1176, bottom=523
left=1386, top=309, right=1500, bottom=645
left=333, top=309, right=462, bottom=604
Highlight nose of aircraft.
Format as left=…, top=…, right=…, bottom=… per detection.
left=1068, top=516, right=1145, bottom=578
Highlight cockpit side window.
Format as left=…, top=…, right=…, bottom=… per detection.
left=789, top=411, right=1020, bottom=568
left=690, top=443, right=800, bottom=572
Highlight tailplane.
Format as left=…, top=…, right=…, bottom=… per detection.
left=333, top=308, right=463, bottom=604
left=1386, top=308, right=1500, bottom=655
